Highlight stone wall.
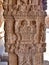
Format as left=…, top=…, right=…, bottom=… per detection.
left=3, top=0, right=46, bottom=65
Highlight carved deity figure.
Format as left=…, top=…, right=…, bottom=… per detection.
left=15, top=20, right=37, bottom=65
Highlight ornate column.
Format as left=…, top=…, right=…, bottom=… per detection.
left=3, top=0, right=47, bottom=65
left=0, top=0, right=3, bottom=27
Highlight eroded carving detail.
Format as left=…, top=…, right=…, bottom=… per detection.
left=3, top=0, right=46, bottom=65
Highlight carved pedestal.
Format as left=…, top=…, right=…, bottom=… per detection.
left=3, top=0, right=46, bottom=65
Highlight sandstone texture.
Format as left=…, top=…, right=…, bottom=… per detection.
left=3, top=0, right=47, bottom=65
left=45, top=16, right=49, bottom=28
left=0, top=0, right=4, bottom=27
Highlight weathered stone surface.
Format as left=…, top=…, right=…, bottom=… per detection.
left=45, top=16, right=49, bottom=28
left=9, top=53, right=17, bottom=65
left=3, top=0, right=46, bottom=65
left=0, top=0, right=4, bottom=27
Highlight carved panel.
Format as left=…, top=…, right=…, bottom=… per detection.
left=14, top=19, right=37, bottom=65
left=15, top=20, right=36, bottom=43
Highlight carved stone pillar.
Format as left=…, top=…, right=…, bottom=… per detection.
left=0, top=0, right=3, bottom=27
left=3, top=0, right=46, bottom=65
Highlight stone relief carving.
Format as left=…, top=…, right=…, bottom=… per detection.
left=14, top=20, right=37, bottom=65
left=15, top=20, right=37, bottom=51
left=3, top=0, right=46, bottom=65
left=4, top=16, right=16, bottom=53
